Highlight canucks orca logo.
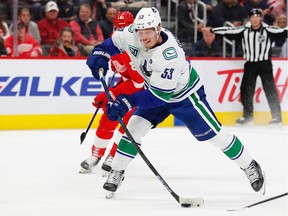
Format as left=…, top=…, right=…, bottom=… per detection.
left=129, top=45, right=139, bottom=57
left=140, top=60, right=152, bottom=77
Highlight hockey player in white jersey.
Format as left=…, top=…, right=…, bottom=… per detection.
left=86, top=7, right=266, bottom=196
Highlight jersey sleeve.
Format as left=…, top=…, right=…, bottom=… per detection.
left=266, top=26, right=288, bottom=41
left=111, top=26, right=134, bottom=52
left=212, top=26, right=245, bottom=40
left=112, top=52, right=144, bottom=95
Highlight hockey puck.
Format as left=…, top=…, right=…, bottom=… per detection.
left=181, top=203, right=192, bottom=208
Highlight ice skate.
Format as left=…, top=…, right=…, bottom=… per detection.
left=242, top=160, right=266, bottom=195
left=103, top=169, right=125, bottom=198
left=79, top=156, right=100, bottom=173
left=269, top=118, right=282, bottom=128
left=101, top=154, right=114, bottom=177
left=236, top=117, right=253, bottom=126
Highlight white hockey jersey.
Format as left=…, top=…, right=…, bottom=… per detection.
left=111, top=25, right=202, bottom=102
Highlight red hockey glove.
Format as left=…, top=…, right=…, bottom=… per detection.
left=92, top=92, right=107, bottom=108
left=92, top=88, right=119, bottom=108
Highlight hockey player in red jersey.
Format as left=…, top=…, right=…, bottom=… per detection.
left=79, top=11, right=144, bottom=174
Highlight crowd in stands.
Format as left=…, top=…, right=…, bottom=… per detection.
left=0, top=0, right=287, bottom=57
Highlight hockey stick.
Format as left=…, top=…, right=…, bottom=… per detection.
left=99, top=69, right=204, bottom=208
left=80, top=73, right=116, bottom=145
left=80, top=106, right=101, bottom=144
left=227, top=192, right=288, bottom=211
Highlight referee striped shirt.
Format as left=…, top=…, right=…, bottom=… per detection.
left=212, top=22, right=288, bottom=62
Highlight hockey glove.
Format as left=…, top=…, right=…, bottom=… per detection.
left=107, top=94, right=134, bottom=121
left=86, top=48, right=110, bottom=80
left=92, top=88, right=118, bottom=108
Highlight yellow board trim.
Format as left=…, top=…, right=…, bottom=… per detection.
left=216, top=111, right=288, bottom=125
left=0, top=112, right=286, bottom=130
left=0, top=114, right=175, bottom=130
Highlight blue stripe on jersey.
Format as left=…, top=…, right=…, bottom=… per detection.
left=150, top=84, right=175, bottom=93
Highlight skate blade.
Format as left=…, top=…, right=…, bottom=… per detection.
left=269, top=123, right=283, bottom=128
left=236, top=122, right=254, bottom=127
left=79, top=168, right=92, bottom=174
left=106, top=191, right=115, bottom=199
left=258, top=171, right=266, bottom=195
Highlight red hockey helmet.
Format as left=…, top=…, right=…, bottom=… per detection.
left=113, top=11, right=134, bottom=29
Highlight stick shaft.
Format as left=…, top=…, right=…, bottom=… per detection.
left=84, top=106, right=100, bottom=135
left=80, top=73, right=116, bottom=144
left=246, top=192, right=288, bottom=209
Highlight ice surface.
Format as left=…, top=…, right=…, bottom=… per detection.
left=0, top=126, right=287, bottom=216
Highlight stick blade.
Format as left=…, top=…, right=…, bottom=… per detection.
left=179, top=197, right=204, bottom=207
left=80, top=132, right=86, bottom=144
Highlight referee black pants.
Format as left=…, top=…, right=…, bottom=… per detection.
left=240, top=60, right=282, bottom=121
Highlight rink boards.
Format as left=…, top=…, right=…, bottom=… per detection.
left=0, top=57, right=287, bottom=129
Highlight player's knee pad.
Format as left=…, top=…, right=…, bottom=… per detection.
left=126, top=115, right=152, bottom=143
left=209, top=127, right=234, bottom=150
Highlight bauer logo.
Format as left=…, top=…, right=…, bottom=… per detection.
left=0, top=76, right=117, bottom=97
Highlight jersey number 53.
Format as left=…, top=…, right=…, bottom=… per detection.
left=161, top=68, right=174, bottom=80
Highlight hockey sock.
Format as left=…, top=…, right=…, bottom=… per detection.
left=92, top=145, right=106, bottom=158
left=112, top=137, right=139, bottom=170
left=209, top=127, right=252, bottom=169
left=109, top=129, right=124, bottom=157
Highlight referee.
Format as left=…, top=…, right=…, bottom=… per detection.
left=202, top=8, right=288, bottom=126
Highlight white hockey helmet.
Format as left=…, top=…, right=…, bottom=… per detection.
left=134, top=7, right=161, bottom=31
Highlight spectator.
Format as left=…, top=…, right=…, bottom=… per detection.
left=0, top=15, right=10, bottom=41
left=209, top=0, right=246, bottom=27
left=5, top=20, right=42, bottom=57
left=26, top=0, right=47, bottom=21
left=0, top=36, right=7, bottom=56
left=57, top=0, right=77, bottom=21
left=38, top=1, right=69, bottom=45
left=0, top=0, right=9, bottom=20
left=108, top=0, right=148, bottom=11
left=10, top=7, right=41, bottom=44
left=275, top=14, right=287, bottom=28
left=274, top=15, right=287, bottom=46
left=90, top=0, right=109, bottom=21
left=271, top=0, right=286, bottom=20
left=243, top=0, right=275, bottom=25
left=177, top=0, right=204, bottom=43
left=191, top=29, right=222, bottom=57
left=99, top=6, right=117, bottom=39
left=70, top=3, right=104, bottom=56
left=49, top=26, right=81, bottom=56
left=280, top=38, right=288, bottom=57
left=14, top=0, right=46, bottom=21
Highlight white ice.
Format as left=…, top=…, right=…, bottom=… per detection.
left=0, top=126, right=287, bottom=216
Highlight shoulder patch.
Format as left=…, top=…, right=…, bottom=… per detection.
left=162, top=47, right=178, bottom=60
left=129, top=45, right=140, bottom=58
